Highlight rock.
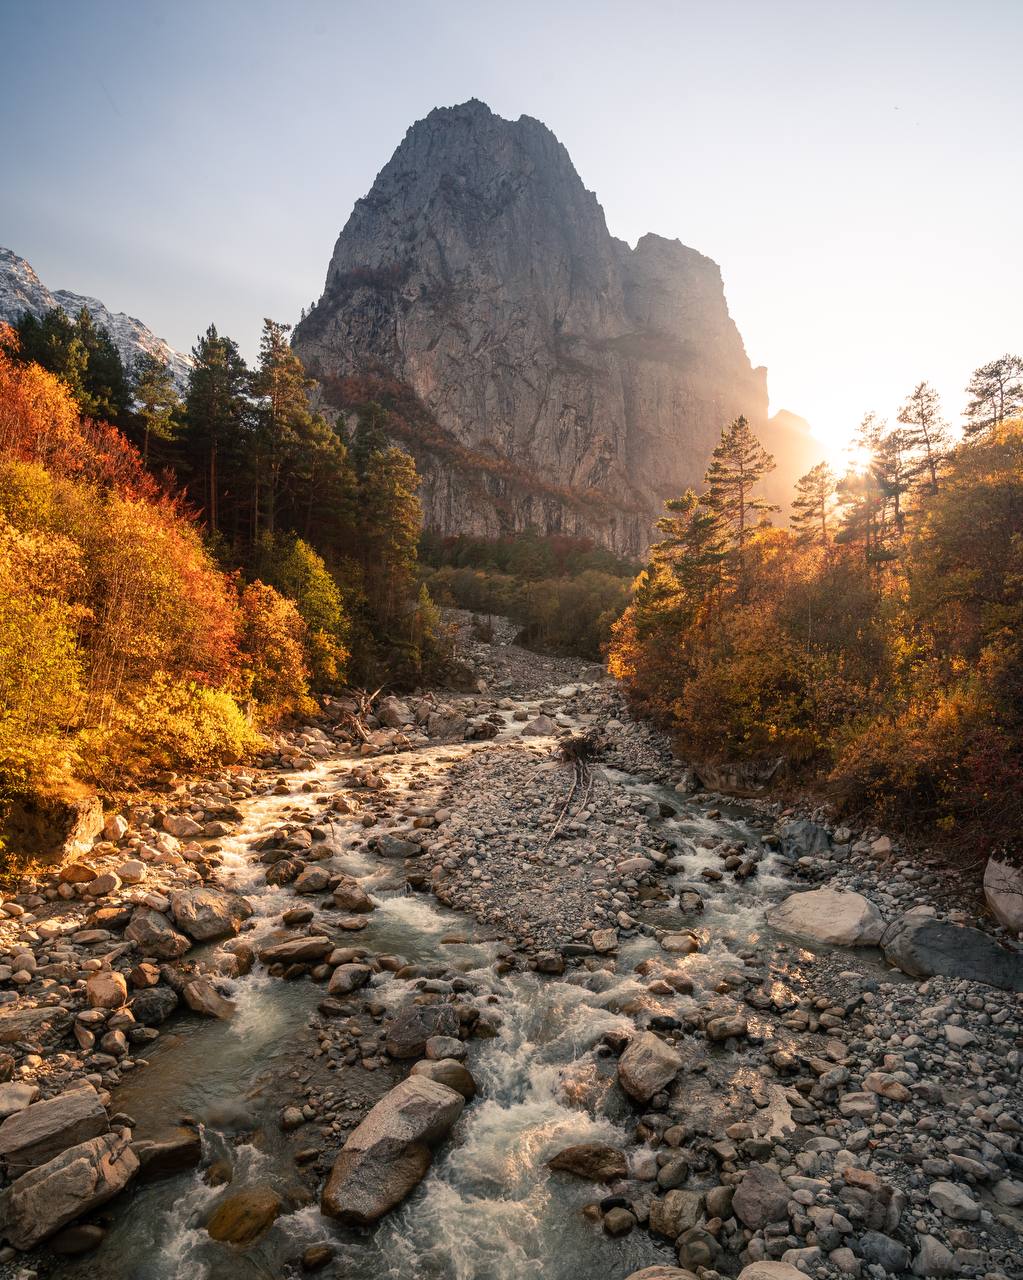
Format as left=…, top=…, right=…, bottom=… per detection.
left=301, top=1243, right=335, bottom=1271
left=85, top=970, right=128, bottom=1009
left=0, top=1084, right=108, bottom=1174
left=327, top=964, right=372, bottom=996
left=590, top=928, right=618, bottom=953
left=294, top=865, right=332, bottom=894
left=376, top=696, right=412, bottom=728
left=0, top=1083, right=38, bottom=1120
left=133, top=1129, right=202, bottom=1182
left=130, top=985, right=179, bottom=1026
left=943, top=1025, right=977, bottom=1047
left=169, top=888, right=252, bottom=941
left=85, top=871, right=121, bottom=897
left=0, top=1130, right=138, bottom=1249
left=737, top=1266, right=807, bottom=1280
left=163, top=813, right=203, bottom=838
left=992, top=1177, right=1023, bottom=1207
left=321, top=1076, right=464, bottom=1225
left=206, top=1187, right=282, bottom=1244
left=183, top=978, right=235, bottom=1019
left=378, top=834, right=420, bottom=858
left=116, top=859, right=146, bottom=884
left=768, top=888, right=885, bottom=947
left=103, top=813, right=128, bottom=842
left=912, top=1234, right=955, bottom=1276
left=258, top=935, right=334, bottom=965
left=125, top=907, right=192, bottom=960
left=522, top=715, right=557, bottom=736
left=385, top=1002, right=460, bottom=1058
left=0, top=1005, right=69, bottom=1043
left=547, top=1143, right=627, bottom=1182
left=424, top=710, right=468, bottom=741
left=624, top=1271, right=700, bottom=1280
left=60, top=863, right=97, bottom=884
left=425, top=1035, right=465, bottom=1061
left=602, top=1206, right=635, bottom=1235
left=649, top=1189, right=704, bottom=1237
left=862, top=1071, right=911, bottom=1102
left=706, top=1013, right=748, bottom=1041
left=2, top=789, right=103, bottom=866
left=983, top=854, right=1023, bottom=933
left=332, top=875, right=374, bottom=913
left=883, top=915, right=1023, bottom=991
left=693, top=758, right=786, bottom=795
left=732, top=1163, right=790, bottom=1229
left=50, top=1223, right=106, bottom=1254
left=927, top=1180, right=980, bottom=1221
left=779, top=818, right=831, bottom=858
left=410, top=1058, right=477, bottom=1100
left=617, top=1031, right=683, bottom=1103
left=858, top=1230, right=910, bottom=1272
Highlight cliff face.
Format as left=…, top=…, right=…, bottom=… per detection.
left=294, top=100, right=776, bottom=554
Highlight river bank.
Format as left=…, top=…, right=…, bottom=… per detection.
left=0, top=624, right=1020, bottom=1280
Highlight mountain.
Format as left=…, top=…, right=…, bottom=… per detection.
left=294, top=99, right=815, bottom=554
left=0, top=247, right=192, bottom=389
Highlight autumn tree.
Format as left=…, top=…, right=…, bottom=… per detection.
left=898, top=380, right=949, bottom=492
left=703, top=415, right=777, bottom=597
left=963, top=353, right=1023, bottom=436
left=790, top=462, right=836, bottom=547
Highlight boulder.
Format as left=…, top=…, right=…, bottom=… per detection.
left=882, top=914, right=1023, bottom=991
left=0, top=789, right=103, bottom=866
left=768, top=889, right=884, bottom=947
left=376, top=696, right=412, bottom=728
left=258, top=935, right=333, bottom=965
left=332, top=875, right=374, bottom=913
left=85, top=970, right=128, bottom=1010
left=648, top=1189, right=704, bottom=1237
left=125, top=907, right=192, bottom=960
left=425, top=709, right=468, bottom=741
left=778, top=818, right=831, bottom=858
left=732, top=1163, right=790, bottom=1228
left=928, top=1180, right=980, bottom=1220
left=162, top=813, right=203, bottom=838
left=737, top=1267, right=807, bottom=1280
left=0, top=1130, right=138, bottom=1250
left=410, top=1058, right=477, bottom=1100
left=983, top=855, right=1023, bottom=933
left=182, top=978, right=235, bottom=1019
left=103, top=813, right=128, bottom=842
left=625, top=1271, right=700, bottom=1280
left=327, top=964, right=372, bottom=996
left=692, top=757, right=785, bottom=796
left=546, top=1142, right=627, bottom=1182
left=206, top=1187, right=282, bottom=1244
left=522, top=714, right=557, bottom=736
left=0, top=1005, right=69, bottom=1045
left=0, top=1083, right=108, bottom=1174
left=169, top=888, right=251, bottom=942
left=321, top=1076, right=465, bottom=1224
left=385, top=1002, right=460, bottom=1058
left=294, top=865, right=332, bottom=894
left=617, top=1031, right=683, bottom=1103
left=133, top=1129, right=202, bottom=1182
left=0, top=1083, right=38, bottom=1120
left=130, top=985, right=179, bottom=1026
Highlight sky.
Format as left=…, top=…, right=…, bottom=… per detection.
left=2, top=0, right=1021, bottom=462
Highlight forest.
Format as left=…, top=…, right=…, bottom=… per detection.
left=610, top=358, right=1023, bottom=855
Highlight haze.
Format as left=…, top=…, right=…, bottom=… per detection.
left=2, top=0, right=1020, bottom=461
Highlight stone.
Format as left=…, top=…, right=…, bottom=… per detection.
left=130, top=985, right=179, bottom=1026
left=992, top=1177, right=1023, bottom=1207
left=116, top=859, right=146, bottom=884
left=617, top=1031, right=683, bottom=1103
left=125, top=907, right=192, bottom=960
left=0, top=1083, right=38, bottom=1120
left=0, top=1130, right=138, bottom=1249
left=85, top=970, right=128, bottom=1009
left=768, top=889, right=885, bottom=947
left=332, top=875, right=374, bottom=913
left=133, top=1129, right=202, bottom=1182
left=410, top=1058, right=477, bottom=1100
left=60, top=863, right=97, bottom=884
left=85, top=871, right=121, bottom=897
left=858, top=1230, right=909, bottom=1272
left=522, top=715, right=557, bottom=736
left=779, top=819, right=831, bottom=858
left=385, top=1002, right=460, bottom=1058
left=912, top=1234, right=955, bottom=1276
left=547, top=1143, right=628, bottom=1182
left=706, top=1013, right=748, bottom=1041
left=258, top=935, right=334, bottom=964
left=737, top=1267, right=807, bottom=1280
left=294, top=865, right=332, bottom=894
left=732, top=1163, right=790, bottom=1229
left=169, top=888, right=252, bottom=941
left=0, top=1084, right=108, bottom=1174
left=320, top=1076, right=464, bottom=1225
left=983, top=854, right=1023, bottom=933
left=0, top=1005, right=69, bottom=1043
left=927, top=1180, right=980, bottom=1220
left=162, top=813, right=203, bottom=838
left=624, top=1271, right=699, bottom=1280
left=590, top=928, right=618, bottom=953
left=648, top=1189, right=704, bottom=1237
left=376, top=696, right=412, bottom=728
left=183, top=978, right=235, bottom=1019
left=103, top=813, right=128, bottom=842
left=327, top=963, right=372, bottom=996
left=425, top=1035, right=465, bottom=1060
left=862, top=1071, right=911, bottom=1102
left=206, top=1187, right=282, bottom=1244
left=50, top=1223, right=106, bottom=1254
left=602, top=1206, right=635, bottom=1235
left=883, top=914, right=1023, bottom=990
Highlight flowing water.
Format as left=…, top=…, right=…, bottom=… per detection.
left=49, top=714, right=813, bottom=1280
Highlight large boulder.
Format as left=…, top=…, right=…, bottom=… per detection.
left=130, top=985, right=179, bottom=1026
left=205, top=1187, right=282, bottom=1244
left=882, top=913, right=1023, bottom=991
left=258, top=935, right=334, bottom=965
left=332, top=874, right=374, bottom=913
left=737, top=1266, right=807, bottom=1280
left=0, top=1006, right=69, bottom=1044
left=983, top=855, right=1023, bottom=934
left=625, top=1270, right=700, bottom=1280
left=321, top=1076, right=465, bottom=1224
left=648, top=1189, right=705, bottom=1237
left=409, top=1058, right=477, bottom=1100
left=425, top=709, right=467, bottom=741
left=85, top=971, right=128, bottom=1010
left=617, top=1032, right=683, bottom=1103
left=125, top=907, right=191, bottom=960
left=0, top=788, right=103, bottom=867
left=0, top=1084, right=108, bottom=1174
left=732, top=1163, right=791, bottom=1229
left=778, top=819, right=831, bottom=859
left=547, top=1143, right=628, bottom=1182
left=768, top=889, right=885, bottom=947
left=169, top=888, right=252, bottom=942
left=182, top=978, right=235, bottom=1019
left=385, top=1002, right=460, bottom=1058
left=376, top=696, right=412, bottom=729
left=0, top=1130, right=138, bottom=1249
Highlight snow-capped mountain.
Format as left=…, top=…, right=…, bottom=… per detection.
left=0, top=247, right=192, bottom=388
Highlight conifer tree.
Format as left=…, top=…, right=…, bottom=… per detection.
left=251, top=319, right=318, bottom=535
left=182, top=324, right=250, bottom=535
left=130, top=351, right=181, bottom=463
left=703, top=415, right=777, bottom=596
left=963, top=354, right=1023, bottom=436
left=790, top=461, right=836, bottom=547
left=897, top=380, right=949, bottom=492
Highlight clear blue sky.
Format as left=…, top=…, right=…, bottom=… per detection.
left=2, top=0, right=1020, bottom=455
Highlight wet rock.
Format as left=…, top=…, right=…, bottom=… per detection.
left=410, top=1058, right=477, bottom=1100
left=779, top=818, right=831, bottom=858
left=983, top=854, right=1023, bottom=933
left=0, top=1083, right=108, bottom=1174
left=327, top=964, right=372, bottom=996
left=125, top=907, right=192, bottom=960
left=732, top=1162, right=790, bottom=1229
left=649, top=1189, right=704, bottom=1237
left=169, top=888, right=252, bottom=941
left=294, top=866, right=332, bottom=894
left=882, top=914, right=1023, bottom=990
left=522, top=714, right=557, bottom=736
left=768, top=888, right=884, bottom=947
left=602, top=1205, right=635, bottom=1235
left=85, top=970, right=128, bottom=1009
left=301, top=1243, right=335, bottom=1271
left=49, top=1223, right=106, bottom=1254
left=205, top=1187, right=282, bottom=1244
left=258, top=936, right=334, bottom=965
left=385, top=1002, right=460, bottom=1058
left=617, top=1031, right=683, bottom=1103
left=624, top=1270, right=699, bottom=1280
left=0, top=1130, right=138, bottom=1249
left=927, top=1179, right=980, bottom=1220
left=321, top=1076, right=465, bottom=1225
left=183, top=978, right=235, bottom=1019
left=377, top=834, right=420, bottom=859
left=705, top=1013, right=748, bottom=1042
left=547, top=1143, right=628, bottom=1182
left=266, top=857, right=304, bottom=885
left=736, top=1266, right=806, bottom=1280
left=130, top=985, right=179, bottom=1026
left=332, top=875, right=374, bottom=913
left=133, top=1128, right=202, bottom=1181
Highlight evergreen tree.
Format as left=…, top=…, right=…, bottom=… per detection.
left=130, top=351, right=181, bottom=463
left=963, top=354, right=1023, bottom=436
left=251, top=319, right=317, bottom=535
left=358, top=445, right=422, bottom=627
left=352, top=401, right=389, bottom=478
left=15, top=308, right=90, bottom=408
left=790, top=461, right=836, bottom=547
left=897, top=380, right=949, bottom=492
left=182, top=324, right=250, bottom=535
left=652, top=488, right=726, bottom=610
left=703, top=415, right=778, bottom=597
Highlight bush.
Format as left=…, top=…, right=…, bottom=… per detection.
left=238, top=582, right=315, bottom=725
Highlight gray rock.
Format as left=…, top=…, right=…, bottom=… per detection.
left=327, top=964, right=372, bottom=996
left=617, top=1031, right=683, bottom=1103
left=130, top=985, right=179, bottom=1026
left=732, top=1163, right=790, bottom=1228
left=912, top=1234, right=955, bottom=1276
left=768, top=888, right=884, bottom=947
left=125, top=907, right=192, bottom=960
left=883, top=915, right=1023, bottom=991
left=0, top=1084, right=108, bottom=1174
left=927, top=1179, right=980, bottom=1220
left=648, top=1188, right=704, bottom=1237
left=168, top=888, right=251, bottom=941
left=983, top=854, right=1023, bottom=933
left=0, top=1083, right=38, bottom=1119
left=385, top=1002, right=460, bottom=1058
left=779, top=818, right=832, bottom=858
left=320, top=1076, right=464, bottom=1224
left=857, top=1230, right=909, bottom=1272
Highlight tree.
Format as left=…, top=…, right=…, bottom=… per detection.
left=836, top=413, right=911, bottom=565
left=130, top=352, right=181, bottom=463
left=358, top=445, right=422, bottom=627
left=351, top=401, right=389, bottom=478
left=182, top=324, right=250, bottom=535
left=963, top=354, right=1023, bottom=436
left=790, top=462, right=836, bottom=547
left=250, top=319, right=317, bottom=535
left=703, top=415, right=778, bottom=597
left=898, top=380, right=949, bottom=492
left=652, top=488, right=726, bottom=611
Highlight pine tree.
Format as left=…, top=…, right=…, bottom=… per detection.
left=182, top=324, right=250, bottom=536
left=352, top=401, right=389, bottom=478
left=251, top=319, right=317, bottom=535
left=963, top=354, right=1023, bottom=436
left=790, top=461, right=836, bottom=547
left=897, top=380, right=949, bottom=492
left=358, top=445, right=422, bottom=627
left=130, top=352, right=181, bottom=463
left=652, top=488, right=726, bottom=609
left=703, top=415, right=778, bottom=596
left=72, top=307, right=130, bottom=421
